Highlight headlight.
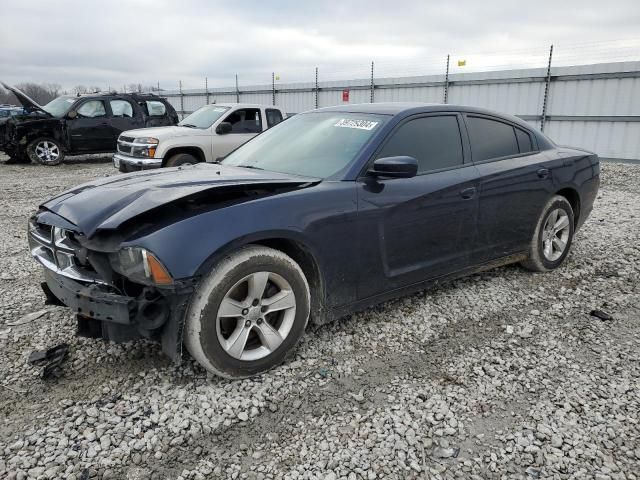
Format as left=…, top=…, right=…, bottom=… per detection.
left=109, top=247, right=173, bottom=285
left=132, top=137, right=158, bottom=158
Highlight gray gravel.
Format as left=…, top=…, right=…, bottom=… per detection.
left=1, top=155, right=639, bottom=480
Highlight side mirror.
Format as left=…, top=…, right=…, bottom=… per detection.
left=215, top=122, right=232, bottom=134
left=368, top=156, right=418, bottom=179
left=67, top=110, right=77, bottom=119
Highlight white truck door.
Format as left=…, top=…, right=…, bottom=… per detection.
left=212, top=107, right=263, bottom=160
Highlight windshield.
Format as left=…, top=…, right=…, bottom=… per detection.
left=221, top=112, right=387, bottom=178
left=179, top=105, right=229, bottom=128
left=43, top=95, right=76, bottom=117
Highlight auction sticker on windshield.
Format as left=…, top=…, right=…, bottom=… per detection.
left=334, top=119, right=379, bottom=130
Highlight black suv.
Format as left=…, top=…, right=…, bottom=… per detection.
left=0, top=83, right=179, bottom=165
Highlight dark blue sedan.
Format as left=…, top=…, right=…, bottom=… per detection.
left=29, top=103, right=600, bottom=378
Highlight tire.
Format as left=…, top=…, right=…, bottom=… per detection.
left=184, top=245, right=311, bottom=378
left=165, top=153, right=198, bottom=168
left=521, top=195, right=575, bottom=272
left=27, top=138, right=65, bottom=166
left=4, top=152, right=31, bottom=164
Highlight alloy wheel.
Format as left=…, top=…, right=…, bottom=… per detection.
left=216, top=271, right=297, bottom=361
left=35, top=141, right=60, bottom=164
left=542, top=208, right=571, bottom=261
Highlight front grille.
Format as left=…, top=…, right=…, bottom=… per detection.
left=120, top=136, right=135, bottom=143
left=28, top=219, right=107, bottom=284
left=117, top=143, right=133, bottom=154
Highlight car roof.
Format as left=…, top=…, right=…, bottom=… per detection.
left=206, top=103, right=280, bottom=109
left=313, top=102, right=534, bottom=131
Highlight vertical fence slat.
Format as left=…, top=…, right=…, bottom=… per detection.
left=540, top=44, right=554, bottom=132
left=444, top=54, right=450, bottom=104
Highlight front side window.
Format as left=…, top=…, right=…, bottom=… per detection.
left=77, top=100, right=106, bottom=118
left=224, top=108, right=262, bottom=133
left=376, top=115, right=464, bottom=173
left=110, top=100, right=134, bottom=118
left=222, top=112, right=387, bottom=178
left=179, top=105, right=229, bottom=129
left=266, top=108, right=283, bottom=128
left=466, top=116, right=519, bottom=162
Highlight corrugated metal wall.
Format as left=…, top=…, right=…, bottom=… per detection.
left=164, top=61, right=640, bottom=160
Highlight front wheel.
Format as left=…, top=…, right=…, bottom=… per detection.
left=184, top=245, right=310, bottom=378
left=27, top=138, right=65, bottom=166
left=521, top=195, right=575, bottom=272
left=165, top=153, right=198, bottom=167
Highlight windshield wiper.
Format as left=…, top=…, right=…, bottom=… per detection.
left=180, top=123, right=197, bottom=128
left=238, top=165, right=264, bottom=170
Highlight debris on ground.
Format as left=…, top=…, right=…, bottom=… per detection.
left=28, top=343, right=69, bottom=379
left=6, top=309, right=48, bottom=326
left=590, top=309, right=614, bottom=321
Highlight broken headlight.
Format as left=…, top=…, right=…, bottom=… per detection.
left=109, top=247, right=173, bottom=286
left=132, top=137, right=158, bottom=158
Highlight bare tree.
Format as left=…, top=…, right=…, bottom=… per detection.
left=72, top=85, right=89, bottom=95
left=0, top=83, right=62, bottom=105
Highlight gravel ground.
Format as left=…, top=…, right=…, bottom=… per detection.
left=0, top=155, right=638, bottom=480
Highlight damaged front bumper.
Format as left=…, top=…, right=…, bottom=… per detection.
left=29, top=217, right=195, bottom=362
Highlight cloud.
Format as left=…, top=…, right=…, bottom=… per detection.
left=0, top=0, right=639, bottom=90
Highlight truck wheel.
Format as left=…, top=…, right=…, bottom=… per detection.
left=27, top=138, right=65, bottom=166
left=521, top=195, right=574, bottom=272
left=184, top=245, right=311, bottom=378
left=165, top=153, right=198, bottom=167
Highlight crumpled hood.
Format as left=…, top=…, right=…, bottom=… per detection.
left=122, top=125, right=207, bottom=139
left=1, top=82, right=51, bottom=117
left=40, top=164, right=317, bottom=238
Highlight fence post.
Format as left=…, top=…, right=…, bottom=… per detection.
left=205, top=77, right=210, bottom=104
left=315, top=67, right=319, bottom=109
left=443, top=54, right=450, bottom=104
left=540, top=44, right=554, bottom=132
left=370, top=61, right=375, bottom=103
left=179, top=80, right=184, bottom=118
left=272, top=72, right=276, bottom=105
left=235, top=74, right=240, bottom=103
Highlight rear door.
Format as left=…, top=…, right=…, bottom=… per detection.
left=108, top=98, right=144, bottom=148
left=357, top=113, right=480, bottom=299
left=67, top=99, right=113, bottom=152
left=213, top=107, right=263, bottom=159
left=465, top=114, right=555, bottom=262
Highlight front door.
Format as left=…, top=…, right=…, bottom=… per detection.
left=357, top=114, right=480, bottom=300
left=67, top=99, right=113, bottom=152
left=212, top=108, right=263, bottom=160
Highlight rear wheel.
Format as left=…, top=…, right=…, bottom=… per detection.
left=184, top=245, right=310, bottom=378
left=521, top=195, right=574, bottom=272
left=165, top=153, right=198, bottom=167
left=27, top=138, right=65, bottom=166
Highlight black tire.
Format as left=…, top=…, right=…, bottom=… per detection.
left=184, top=245, right=311, bottom=378
left=4, top=152, right=31, bottom=164
left=27, top=138, right=65, bottom=166
left=521, top=195, right=575, bottom=272
left=165, top=153, right=198, bottom=168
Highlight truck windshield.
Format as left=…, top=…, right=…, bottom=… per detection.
left=43, top=96, right=76, bottom=117
left=221, top=112, right=388, bottom=178
left=179, top=105, right=230, bottom=129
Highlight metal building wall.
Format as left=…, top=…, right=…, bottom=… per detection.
left=163, top=61, right=640, bottom=160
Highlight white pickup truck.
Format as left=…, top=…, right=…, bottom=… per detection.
left=113, top=103, right=285, bottom=171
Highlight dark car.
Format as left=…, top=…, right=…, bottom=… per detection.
left=28, top=103, right=599, bottom=378
left=0, top=83, right=179, bottom=165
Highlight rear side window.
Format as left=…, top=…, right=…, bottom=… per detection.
left=266, top=109, right=283, bottom=128
left=377, top=115, right=464, bottom=174
left=515, top=127, right=534, bottom=153
left=110, top=100, right=134, bottom=118
left=144, top=100, right=167, bottom=116
left=466, top=116, right=519, bottom=162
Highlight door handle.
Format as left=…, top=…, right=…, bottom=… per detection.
left=537, top=168, right=550, bottom=179
left=460, top=186, right=476, bottom=199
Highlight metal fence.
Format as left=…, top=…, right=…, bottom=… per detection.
left=161, top=56, right=640, bottom=161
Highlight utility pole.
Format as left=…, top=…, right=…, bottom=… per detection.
left=443, top=54, right=450, bottom=104
left=540, top=44, right=554, bottom=132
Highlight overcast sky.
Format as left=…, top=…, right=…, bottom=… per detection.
left=1, top=0, right=639, bottom=91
